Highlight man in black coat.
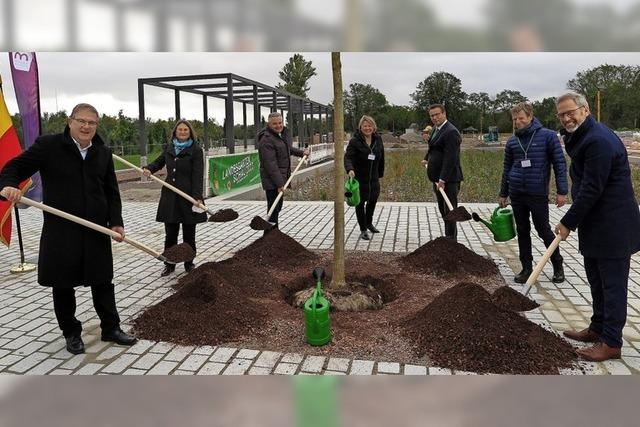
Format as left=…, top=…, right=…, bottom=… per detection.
left=421, top=104, right=463, bottom=241
left=555, top=92, right=640, bottom=362
left=257, top=112, right=308, bottom=229
left=0, top=103, right=137, bottom=355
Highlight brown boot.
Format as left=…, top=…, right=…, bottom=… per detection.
left=563, top=328, right=600, bottom=343
left=576, top=342, right=621, bottom=362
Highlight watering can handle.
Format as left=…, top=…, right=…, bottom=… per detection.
left=522, top=234, right=563, bottom=296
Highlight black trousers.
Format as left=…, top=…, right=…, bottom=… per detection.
left=355, top=199, right=378, bottom=231
left=265, top=189, right=284, bottom=226
left=510, top=194, right=562, bottom=269
left=584, top=256, right=630, bottom=348
left=52, top=283, right=120, bottom=338
left=165, top=223, right=197, bottom=267
left=433, top=182, right=459, bottom=240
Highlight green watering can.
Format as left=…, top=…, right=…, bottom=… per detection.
left=472, top=206, right=517, bottom=242
left=304, top=267, right=332, bottom=346
left=344, top=177, right=360, bottom=207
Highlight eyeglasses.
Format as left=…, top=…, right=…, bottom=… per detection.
left=71, top=117, right=98, bottom=127
left=556, top=106, right=584, bottom=120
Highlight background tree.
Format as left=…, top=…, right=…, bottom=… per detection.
left=276, top=53, right=317, bottom=98
left=464, top=92, right=492, bottom=133
left=330, top=52, right=346, bottom=290
left=410, top=71, right=466, bottom=126
left=343, top=83, right=388, bottom=131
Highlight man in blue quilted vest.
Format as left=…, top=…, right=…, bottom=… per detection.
left=499, top=102, right=569, bottom=284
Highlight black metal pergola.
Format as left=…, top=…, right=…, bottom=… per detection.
left=138, top=72, right=333, bottom=159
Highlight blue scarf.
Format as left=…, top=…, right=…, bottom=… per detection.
left=173, top=138, right=193, bottom=155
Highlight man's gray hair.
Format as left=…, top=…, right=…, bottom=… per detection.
left=70, top=103, right=99, bottom=118
left=268, top=112, right=283, bottom=121
left=555, top=91, right=589, bottom=108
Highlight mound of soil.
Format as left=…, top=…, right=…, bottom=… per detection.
left=404, top=282, right=577, bottom=374
left=234, top=229, right=318, bottom=269
left=208, top=208, right=239, bottom=222
left=133, top=269, right=265, bottom=346
left=402, top=237, right=499, bottom=277
left=493, top=286, right=540, bottom=312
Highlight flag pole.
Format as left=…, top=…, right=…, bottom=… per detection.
left=10, top=205, right=36, bottom=273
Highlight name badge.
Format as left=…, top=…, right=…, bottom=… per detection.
left=368, top=154, right=376, bottom=161
left=521, top=159, right=532, bottom=168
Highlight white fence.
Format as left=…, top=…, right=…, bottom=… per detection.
left=308, top=143, right=335, bottom=165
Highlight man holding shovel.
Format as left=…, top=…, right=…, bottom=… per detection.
left=555, top=91, right=640, bottom=362
left=0, top=103, right=137, bottom=355
left=421, top=104, right=463, bottom=241
left=257, top=112, right=308, bottom=231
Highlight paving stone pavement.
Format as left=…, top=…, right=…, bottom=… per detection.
left=1, top=200, right=639, bottom=375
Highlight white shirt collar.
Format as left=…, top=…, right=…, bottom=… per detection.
left=71, top=137, right=92, bottom=159
left=437, top=120, right=448, bottom=131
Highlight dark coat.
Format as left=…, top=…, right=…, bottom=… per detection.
left=257, top=126, right=304, bottom=191
left=424, top=121, right=463, bottom=183
left=500, top=117, right=568, bottom=197
left=0, top=127, right=123, bottom=287
left=344, top=130, right=385, bottom=201
left=560, top=115, right=640, bottom=258
left=146, top=142, right=207, bottom=224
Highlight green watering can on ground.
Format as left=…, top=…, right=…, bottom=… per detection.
left=472, top=206, right=517, bottom=242
left=344, top=177, right=360, bottom=207
left=304, top=267, right=332, bottom=346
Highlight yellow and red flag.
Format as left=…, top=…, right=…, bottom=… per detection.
left=0, top=76, right=31, bottom=247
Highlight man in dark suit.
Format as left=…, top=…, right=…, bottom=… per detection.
left=0, top=103, right=137, bottom=355
left=555, top=91, right=640, bottom=362
left=257, top=112, right=308, bottom=229
left=421, top=104, right=463, bottom=240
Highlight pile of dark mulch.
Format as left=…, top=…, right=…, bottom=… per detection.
left=404, top=282, right=577, bottom=374
left=234, top=229, right=318, bottom=269
left=133, top=269, right=265, bottom=346
left=493, top=286, right=540, bottom=312
left=162, top=243, right=195, bottom=263
left=401, top=237, right=499, bottom=277
left=444, top=206, right=472, bottom=222
left=208, top=208, right=239, bottom=222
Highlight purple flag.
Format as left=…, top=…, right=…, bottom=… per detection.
left=9, top=52, right=42, bottom=202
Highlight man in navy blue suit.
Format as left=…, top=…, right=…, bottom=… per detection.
left=421, top=104, right=463, bottom=241
left=555, top=91, right=640, bottom=362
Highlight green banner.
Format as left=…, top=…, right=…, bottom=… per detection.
left=208, top=152, right=261, bottom=195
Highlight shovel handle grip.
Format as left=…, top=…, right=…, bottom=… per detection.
left=113, top=153, right=213, bottom=216
left=16, top=195, right=166, bottom=262
left=266, top=155, right=307, bottom=218
left=522, top=234, right=563, bottom=296
left=437, top=186, right=455, bottom=211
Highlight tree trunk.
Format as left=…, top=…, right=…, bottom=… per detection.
left=330, top=52, right=346, bottom=290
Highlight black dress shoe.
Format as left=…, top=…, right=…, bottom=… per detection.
left=514, top=268, right=532, bottom=284
left=160, top=265, right=175, bottom=277
left=552, top=264, right=565, bottom=283
left=185, top=262, right=195, bottom=272
left=65, top=335, right=85, bottom=355
left=101, top=328, right=138, bottom=346
left=360, top=230, right=370, bottom=240
left=367, top=224, right=380, bottom=233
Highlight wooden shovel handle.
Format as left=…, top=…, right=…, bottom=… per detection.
left=113, top=154, right=212, bottom=215
left=267, top=155, right=307, bottom=218
left=437, top=186, right=455, bottom=211
left=16, top=196, right=167, bottom=262
left=522, top=234, right=563, bottom=296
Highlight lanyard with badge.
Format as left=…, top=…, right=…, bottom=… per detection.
left=367, top=138, right=376, bottom=161
left=517, top=130, right=537, bottom=168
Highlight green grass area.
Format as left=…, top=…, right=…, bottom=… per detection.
left=113, top=150, right=163, bottom=171
left=292, top=148, right=640, bottom=203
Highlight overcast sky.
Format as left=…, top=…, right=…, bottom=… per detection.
left=1, top=52, right=639, bottom=123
